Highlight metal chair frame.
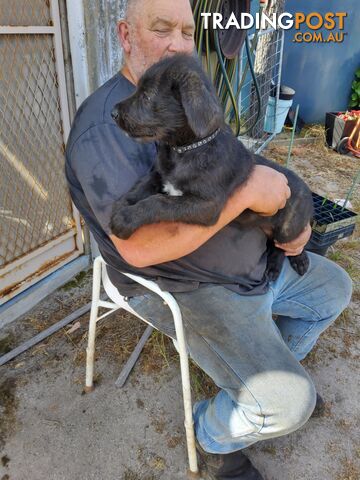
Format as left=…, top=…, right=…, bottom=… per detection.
left=85, top=256, right=199, bottom=477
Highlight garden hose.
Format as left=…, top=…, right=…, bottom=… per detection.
left=244, top=33, right=261, bottom=135
left=213, top=31, right=241, bottom=135
left=192, top=0, right=262, bottom=136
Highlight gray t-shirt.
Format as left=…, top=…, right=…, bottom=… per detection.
left=65, top=72, right=269, bottom=297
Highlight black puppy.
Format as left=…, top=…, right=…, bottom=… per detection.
left=110, top=54, right=314, bottom=280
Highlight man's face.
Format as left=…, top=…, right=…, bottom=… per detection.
left=124, top=0, right=196, bottom=82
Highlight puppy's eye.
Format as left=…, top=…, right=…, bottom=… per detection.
left=143, top=93, right=151, bottom=102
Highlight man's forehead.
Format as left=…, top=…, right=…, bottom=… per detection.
left=149, top=15, right=195, bottom=29
left=141, top=0, right=195, bottom=26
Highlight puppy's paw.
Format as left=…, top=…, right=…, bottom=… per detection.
left=289, top=252, right=309, bottom=276
left=110, top=207, right=137, bottom=239
left=266, top=246, right=285, bottom=282
left=266, top=264, right=282, bottom=282
left=122, top=193, right=140, bottom=206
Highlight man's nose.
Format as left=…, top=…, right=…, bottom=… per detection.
left=111, top=107, right=119, bottom=120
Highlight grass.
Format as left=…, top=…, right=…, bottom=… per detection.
left=123, top=468, right=157, bottom=480
left=335, top=456, right=360, bottom=480
left=60, top=268, right=92, bottom=291
left=327, top=236, right=360, bottom=305
left=0, top=378, right=19, bottom=450
left=189, top=360, right=219, bottom=400
left=328, top=247, right=360, bottom=284
left=133, top=330, right=218, bottom=399
left=0, top=333, right=16, bottom=356
left=301, top=124, right=329, bottom=153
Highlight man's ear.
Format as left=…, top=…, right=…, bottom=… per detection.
left=179, top=72, right=223, bottom=138
left=117, top=20, right=131, bottom=53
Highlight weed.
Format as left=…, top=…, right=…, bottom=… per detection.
left=60, top=269, right=92, bottom=291
left=0, top=378, right=19, bottom=449
left=0, top=334, right=15, bottom=356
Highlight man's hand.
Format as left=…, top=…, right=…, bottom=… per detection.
left=275, top=223, right=312, bottom=256
left=245, top=165, right=291, bottom=216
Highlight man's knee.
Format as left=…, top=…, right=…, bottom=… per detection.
left=274, top=377, right=317, bottom=434
left=336, top=265, right=353, bottom=309
left=248, top=373, right=317, bottom=436
left=315, top=256, right=352, bottom=317
left=326, top=262, right=353, bottom=314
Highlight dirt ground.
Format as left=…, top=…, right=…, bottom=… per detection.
left=0, top=134, right=359, bottom=480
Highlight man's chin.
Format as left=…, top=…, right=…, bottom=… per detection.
left=135, top=54, right=178, bottom=77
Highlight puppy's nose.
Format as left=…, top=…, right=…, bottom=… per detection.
left=111, top=107, right=119, bottom=121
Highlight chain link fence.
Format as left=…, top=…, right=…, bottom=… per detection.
left=0, top=0, right=51, bottom=26
left=0, top=2, right=75, bottom=269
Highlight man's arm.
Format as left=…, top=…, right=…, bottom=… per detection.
left=111, top=165, right=291, bottom=267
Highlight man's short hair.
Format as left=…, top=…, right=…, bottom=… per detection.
left=124, top=0, right=144, bottom=21
left=119, top=0, right=144, bottom=68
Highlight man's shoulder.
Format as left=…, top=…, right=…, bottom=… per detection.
left=66, top=72, right=135, bottom=155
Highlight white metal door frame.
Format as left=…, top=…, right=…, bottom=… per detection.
left=0, top=0, right=84, bottom=305
left=66, top=0, right=100, bottom=259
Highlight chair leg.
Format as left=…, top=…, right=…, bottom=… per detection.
left=179, top=351, right=200, bottom=478
left=165, top=297, right=200, bottom=477
left=84, top=256, right=102, bottom=393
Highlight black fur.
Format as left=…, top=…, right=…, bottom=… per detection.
left=110, top=54, right=314, bottom=280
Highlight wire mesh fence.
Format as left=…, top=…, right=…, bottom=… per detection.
left=0, top=6, right=75, bottom=268
left=237, top=28, right=284, bottom=153
left=0, top=0, right=51, bottom=26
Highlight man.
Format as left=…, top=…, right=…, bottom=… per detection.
left=65, top=1, right=352, bottom=478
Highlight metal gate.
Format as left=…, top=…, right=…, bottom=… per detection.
left=0, top=0, right=83, bottom=305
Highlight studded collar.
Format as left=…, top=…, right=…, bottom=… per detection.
left=171, top=128, right=221, bottom=154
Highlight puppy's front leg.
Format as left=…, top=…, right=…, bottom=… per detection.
left=111, top=194, right=220, bottom=239
left=110, top=170, right=162, bottom=235
left=118, top=170, right=162, bottom=206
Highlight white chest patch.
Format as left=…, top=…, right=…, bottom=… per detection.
left=162, top=181, right=183, bottom=196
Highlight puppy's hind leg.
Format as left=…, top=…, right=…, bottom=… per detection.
left=288, top=252, right=309, bottom=276
left=273, top=223, right=310, bottom=277
left=266, top=240, right=285, bottom=282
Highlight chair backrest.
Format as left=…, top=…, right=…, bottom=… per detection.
left=101, top=260, right=141, bottom=317
left=99, top=256, right=182, bottom=334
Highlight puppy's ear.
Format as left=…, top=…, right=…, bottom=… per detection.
left=178, top=72, right=223, bottom=138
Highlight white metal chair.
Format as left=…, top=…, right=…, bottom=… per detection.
left=85, top=256, right=199, bottom=477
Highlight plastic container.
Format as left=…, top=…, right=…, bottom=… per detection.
left=278, top=86, right=296, bottom=101
left=306, top=224, right=356, bottom=256
left=270, top=83, right=296, bottom=101
left=264, top=96, right=294, bottom=134
left=305, top=192, right=358, bottom=256
left=311, top=192, right=357, bottom=234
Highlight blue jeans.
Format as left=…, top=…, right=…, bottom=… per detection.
left=128, top=252, right=352, bottom=454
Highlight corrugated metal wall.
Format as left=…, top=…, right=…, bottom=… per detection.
left=83, top=0, right=126, bottom=92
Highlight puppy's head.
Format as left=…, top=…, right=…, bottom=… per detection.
left=111, top=54, right=224, bottom=144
